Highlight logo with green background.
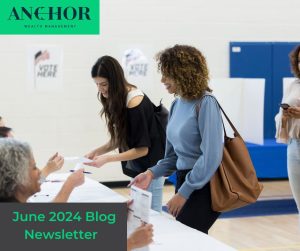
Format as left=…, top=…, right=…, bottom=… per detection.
left=0, top=0, right=100, bottom=35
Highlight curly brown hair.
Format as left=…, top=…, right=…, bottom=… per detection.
left=156, top=45, right=211, bottom=100
left=289, top=45, right=300, bottom=79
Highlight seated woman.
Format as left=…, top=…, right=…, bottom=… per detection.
left=0, top=138, right=153, bottom=249
left=0, top=138, right=84, bottom=202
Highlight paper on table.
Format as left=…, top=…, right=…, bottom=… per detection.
left=64, top=157, right=93, bottom=170
left=28, top=173, right=127, bottom=203
left=128, top=185, right=152, bottom=251
left=74, top=163, right=82, bottom=170
left=64, top=156, right=93, bottom=163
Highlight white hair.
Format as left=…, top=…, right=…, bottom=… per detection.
left=0, top=138, right=32, bottom=199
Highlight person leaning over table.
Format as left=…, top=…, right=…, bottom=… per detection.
left=275, top=44, right=300, bottom=226
left=130, top=45, right=223, bottom=234
left=0, top=138, right=85, bottom=202
left=84, top=55, right=165, bottom=212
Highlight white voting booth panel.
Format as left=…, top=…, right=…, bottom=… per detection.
left=29, top=173, right=236, bottom=251
left=283, top=77, right=296, bottom=94
left=210, top=78, right=265, bottom=145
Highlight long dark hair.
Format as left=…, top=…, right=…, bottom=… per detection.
left=91, top=56, right=130, bottom=148
left=0, top=127, right=12, bottom=138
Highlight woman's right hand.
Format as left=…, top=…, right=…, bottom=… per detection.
left=84, top=148, right=99, bottom=160
left=129, top=170, right=154, bottom=190
left=67, top=169, right=85, bottom=188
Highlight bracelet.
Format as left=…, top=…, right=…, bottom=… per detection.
left=39, top=174, right=46, bottom=184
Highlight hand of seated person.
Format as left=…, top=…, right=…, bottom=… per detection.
left=66, top=168, right=85, bottom=188
left=52, top=169, right=85, bottom=203
left=41, top=152, right=64, bottom=178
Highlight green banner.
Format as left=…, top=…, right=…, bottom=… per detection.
left=0, top=0, right=100, bottom=35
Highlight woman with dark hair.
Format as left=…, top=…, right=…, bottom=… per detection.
left=0, top=116, right=4, bottom=127
left=275, top=44, right=300, bottom=224
left=0, top=116, right=13, bottom=138
left=0, top=126, right=13, bottom=138
left=84, top=56, right=165, bottom=212
left=131, top=45, right=223, bottom=234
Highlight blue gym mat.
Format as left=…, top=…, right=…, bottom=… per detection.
left=162, top=199, right=298, bottom=218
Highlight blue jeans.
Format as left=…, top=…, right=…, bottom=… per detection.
left=287, top=139, right=300, bottom=215
left=147, top=177, right=165, bottom=212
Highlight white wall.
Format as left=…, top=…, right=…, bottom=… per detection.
left=0, top=0, right=299, bottom=181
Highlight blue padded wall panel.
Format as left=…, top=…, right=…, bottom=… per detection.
left=230, top=42, right=273, bottom=138
left=247, top=139, right=287, bottom=178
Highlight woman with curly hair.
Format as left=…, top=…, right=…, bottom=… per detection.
left=131, top=45, right=223, bottom=233
left=84, top=55, right=165, bottom=212
left=275, top=44, right=300, bottom=223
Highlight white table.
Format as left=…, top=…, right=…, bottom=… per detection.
left=29, top=173, right=236, bottom=251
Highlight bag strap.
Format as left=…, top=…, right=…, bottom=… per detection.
left=215, top=100, right=240, bottom=137
left=196, top=94, right=240, bottom=137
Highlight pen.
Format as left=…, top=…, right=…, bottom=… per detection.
left=44, top=180, right=64, bottom=183
left=70, top=170, right=92, bottom=174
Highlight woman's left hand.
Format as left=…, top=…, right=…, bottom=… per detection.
left=84, top=155, right=110, bottom=168
left=166, top=193, right=187, bottom=218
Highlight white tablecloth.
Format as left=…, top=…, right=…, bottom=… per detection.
left=29, top=173, right=236, bottom=251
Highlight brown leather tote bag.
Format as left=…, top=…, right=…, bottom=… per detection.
left=210, top=101, right=263, bottom=212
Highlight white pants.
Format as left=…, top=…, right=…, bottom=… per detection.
left=147, top=177, right=165, bottom=212
left=287, top=139, right=300, bottom=221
